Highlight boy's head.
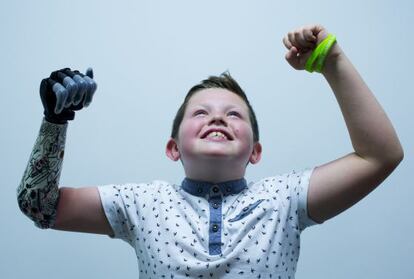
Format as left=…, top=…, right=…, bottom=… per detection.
left=166, top=72, right=262, bottom=182
left=171, top=72, right=259, bottom=143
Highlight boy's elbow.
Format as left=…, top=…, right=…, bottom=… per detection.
left=17, top=184, right=60, bottom=229
left=397, top=149, right=404, bottom=164
left=376, top=143, right=404, bottom=168
left=390, top=145, right=404, bottom=166
left=17, top=186, right=31, bottom=219
left=378, top=148, right=404, bottom=173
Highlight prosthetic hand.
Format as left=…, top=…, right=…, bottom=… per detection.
left=40, top=68, right=97, bottom=124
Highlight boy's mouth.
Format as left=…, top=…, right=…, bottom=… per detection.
left=205, top=131, right=228, bottom=140
left=200, top=129, right=233, bottom=141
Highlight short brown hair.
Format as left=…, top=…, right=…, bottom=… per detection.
left=171, top=72, right=259, bottom=142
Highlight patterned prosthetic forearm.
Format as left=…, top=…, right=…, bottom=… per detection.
left=17, top=118, right=68, bottom=229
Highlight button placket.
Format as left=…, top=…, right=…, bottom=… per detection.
left=209, top=185, right=223, bottom=255
left=212, top=185, right=220, bottom=194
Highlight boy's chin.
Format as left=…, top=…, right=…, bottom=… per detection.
left=197, top=150, right=238, bottom=159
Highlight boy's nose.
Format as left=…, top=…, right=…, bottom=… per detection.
left=209, top=115, right=227, bottom=126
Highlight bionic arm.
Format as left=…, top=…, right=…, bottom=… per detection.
left=17, top=68, right=96, bottom=228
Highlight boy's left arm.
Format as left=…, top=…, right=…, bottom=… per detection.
left=283, top=25, right=404, bottom=223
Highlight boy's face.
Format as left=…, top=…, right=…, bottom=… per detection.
left=166, top=88, right=261, bottom=178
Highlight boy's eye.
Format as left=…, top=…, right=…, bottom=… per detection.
left=227, top=111, right=241, bottom=118
left=193, top=110, right=207, bottom=116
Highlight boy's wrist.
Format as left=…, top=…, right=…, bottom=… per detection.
left=43, top=116, right=69, bottom=127
left=321, top=43, right=344, bottom=75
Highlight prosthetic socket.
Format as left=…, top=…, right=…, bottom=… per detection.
left=17, top=119, right=67, bottom=229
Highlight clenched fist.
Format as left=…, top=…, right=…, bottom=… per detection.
left=282, top=25, right=341, bottom=71
left=40, top=68, right=97, bottom=124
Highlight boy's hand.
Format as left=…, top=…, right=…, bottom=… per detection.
left=40, top=68, right=97, bottom=124
left=282, top=24, right=341, bottom=71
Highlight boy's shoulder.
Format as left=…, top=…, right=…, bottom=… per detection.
left=249, top=167, right=314, bottom=194
left=253, top=168, right=313, bottom=184
left=98, top=180, right=177, bottom=196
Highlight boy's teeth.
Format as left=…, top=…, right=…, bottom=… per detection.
left=207, top=131, right=227, bottom=139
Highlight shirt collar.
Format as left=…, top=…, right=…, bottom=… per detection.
left=181, top=177, right=247, bottom=197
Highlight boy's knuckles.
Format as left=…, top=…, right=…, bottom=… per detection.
left=304, top=31, right=314, bottom=41
left=294, top=32, right=303, bottom=42
left=283, top=37, right=292, bottom=49
left=288, top=33, right=295, bottom=44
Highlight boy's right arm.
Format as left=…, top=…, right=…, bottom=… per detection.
left=54, top=187, right=113, bottom=235
left=17, top=68, right=113, bottom=235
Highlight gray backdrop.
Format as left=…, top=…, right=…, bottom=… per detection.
left=1, top=0, right=412, bottom=278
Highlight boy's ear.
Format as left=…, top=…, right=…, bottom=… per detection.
left=166, top=138, right=181, bottom=161
left=249, top=142, right=262, bottom=164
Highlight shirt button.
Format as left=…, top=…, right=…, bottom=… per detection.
left=212, top=186, right=220, bottom=193
left=212, top=224, right=219, bottom=232
left=226, top=187, right=231, bottom=193
left=243, top=206, right=249, bottom=212
left=212, top=202, right=220, bottom=209
left=197, top=188, right=203, bottom=194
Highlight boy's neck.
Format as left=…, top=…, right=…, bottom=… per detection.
left=184, top=162, right=246, bottom=184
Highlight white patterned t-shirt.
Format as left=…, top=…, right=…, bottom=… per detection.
left=98, top=167, right=320, bottom=279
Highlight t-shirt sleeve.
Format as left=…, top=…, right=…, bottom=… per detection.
left=290, top=167, right=323, bottom=231
left=97, top=184, right=140, bottom=246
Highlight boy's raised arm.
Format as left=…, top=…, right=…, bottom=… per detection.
left=17, top=68, right=113, bottom=235
left=283, top=25, right=404, bottom=223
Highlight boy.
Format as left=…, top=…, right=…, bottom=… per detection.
left=17, top=24, right=403, bottom=278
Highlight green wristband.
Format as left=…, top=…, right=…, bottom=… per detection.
left=314, top=34, right=337, bottom=73
left=305, top=34, right=336, bottom=73
left=305, top=38, right=329, bottom=72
